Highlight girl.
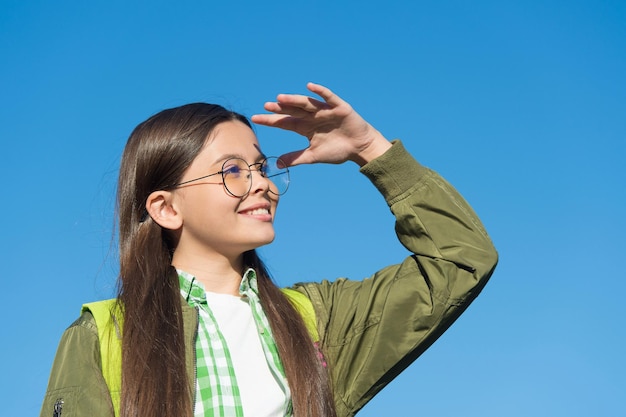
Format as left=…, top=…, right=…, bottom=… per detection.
left=40, top=83, right=498, bottom=417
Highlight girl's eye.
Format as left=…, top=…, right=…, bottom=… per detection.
left=259, top=162, right=270, bottom=177
left=223, top=164, right=242, bottom=176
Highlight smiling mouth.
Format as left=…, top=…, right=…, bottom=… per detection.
left=242, top=208, right=270, bottom=216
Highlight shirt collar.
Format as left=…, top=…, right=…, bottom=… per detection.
left=238, top=268, right=259, bottom=298
left=178, top=267, right=258, bottom=305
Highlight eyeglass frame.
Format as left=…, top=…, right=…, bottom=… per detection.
left=165, top=156, right=290, bottom=198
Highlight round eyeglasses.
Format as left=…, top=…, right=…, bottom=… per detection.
left=169, top=157, right=290, bottom=197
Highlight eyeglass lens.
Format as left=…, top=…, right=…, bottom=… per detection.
left=223, top=157, right=290, bottom=197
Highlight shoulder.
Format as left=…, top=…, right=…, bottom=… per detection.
left=54, top=308, right=101, bottom=359
left=41, top=306, right=115, bottom=417
left=60, top=298, right=119, bottom=346
left=68, top=310, right=98, bottom=333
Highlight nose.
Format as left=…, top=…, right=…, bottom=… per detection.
left=249, top=167, right=274, bottom=195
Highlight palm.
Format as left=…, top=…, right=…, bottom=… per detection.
left=251, top=83, right=389, bottom=167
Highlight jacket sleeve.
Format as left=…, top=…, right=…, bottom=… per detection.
left=40, top=312, right=115, bottom=417
left=295, top=140, right=498, bottom=417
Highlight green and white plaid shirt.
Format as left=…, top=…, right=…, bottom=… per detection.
left=178, top=269, right=292, bottom=417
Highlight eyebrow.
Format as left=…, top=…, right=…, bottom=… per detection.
left=211, top=152, right=267, bottom=166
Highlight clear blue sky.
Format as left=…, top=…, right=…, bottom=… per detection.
left=2, top=1, right=625, bottom=415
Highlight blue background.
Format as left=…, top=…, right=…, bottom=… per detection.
left=1, top=1, right=625, bottom=415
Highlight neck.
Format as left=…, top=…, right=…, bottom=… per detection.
left=172, top=251, right=244, bottom=296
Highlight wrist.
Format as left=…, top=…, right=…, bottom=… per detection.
left=352, top=130, right=392, bottom=167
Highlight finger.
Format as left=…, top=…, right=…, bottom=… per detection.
left=276, top=94, right=329, bottom=112
left=279, top=148, right=316, bottom=167
left=262, top=101, right=314, bottom=118
left=250, top=113, right=287, bottom=127
left=251, top=114, right=302, bottom=132
left=307, top=82, right=344, bottom=107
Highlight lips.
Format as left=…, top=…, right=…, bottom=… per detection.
left=243, top=207, right=269, bottom=216
left=239, top=203, right=272, bottom=217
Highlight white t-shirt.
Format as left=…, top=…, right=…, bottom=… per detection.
left=205, top=291, right=287, bottom=416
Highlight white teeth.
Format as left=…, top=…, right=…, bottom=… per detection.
left=245, top=208, right=269, bottom=215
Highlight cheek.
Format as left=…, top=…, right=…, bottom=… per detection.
left=272, top=196, right=279, bottom=216
left=180, top=189, right=236, bottom=221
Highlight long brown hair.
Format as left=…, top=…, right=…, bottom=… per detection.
left=116, top=103, right=336, bottom=417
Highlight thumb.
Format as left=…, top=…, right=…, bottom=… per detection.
left=279, top=148, right=316, bottom=167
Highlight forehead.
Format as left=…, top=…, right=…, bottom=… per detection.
left=201, top=120, right=263, bottom=164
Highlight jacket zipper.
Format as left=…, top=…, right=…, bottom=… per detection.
left=53, top=399, right=63, bottom=417
left=192, top=306, right=199, bottom=416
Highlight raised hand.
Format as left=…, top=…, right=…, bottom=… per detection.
left=251, top=83, right=391, bottom=167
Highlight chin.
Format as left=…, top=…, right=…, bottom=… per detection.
left=246, top=234, right=276, bottom=251
left=258, top=235, right=276, bottom=247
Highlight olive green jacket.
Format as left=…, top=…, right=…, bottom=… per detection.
left=40, top=141, right=498, bottom=417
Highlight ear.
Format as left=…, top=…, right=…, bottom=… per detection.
left=145, top=190, right=183, bottom=230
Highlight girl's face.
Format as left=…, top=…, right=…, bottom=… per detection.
left=172, top=120, right=279, bottom=261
